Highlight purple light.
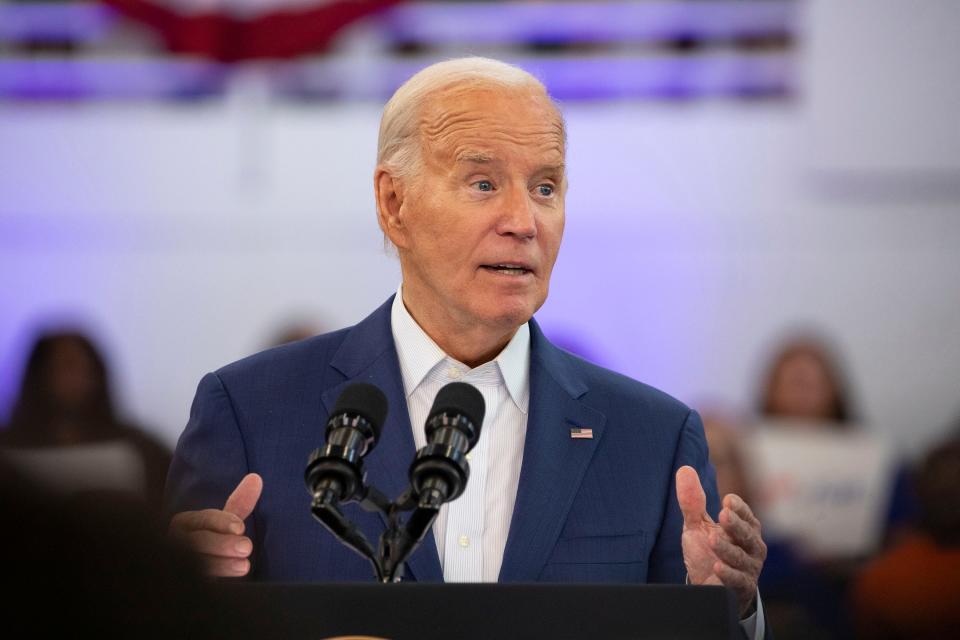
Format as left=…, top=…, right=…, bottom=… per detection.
left=381, top=1, right=796, bottom=44
left=0, top=59, right=227, bottom=100
left=0, top=4, right=119, bottom=43
left=376, top=55, right=792, bottom=102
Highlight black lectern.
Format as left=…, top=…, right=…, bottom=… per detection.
left=218, top=583, right=741, bottom=640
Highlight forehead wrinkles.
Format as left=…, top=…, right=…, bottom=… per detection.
left=419, top=99, right=565, bottom=164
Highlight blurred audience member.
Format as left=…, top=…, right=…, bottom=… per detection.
left=267, top=319, right=324, bottom=348
left=852, top=434, right=960, bottom=640
left=759, top=335, right=853, bottom=425
left=755, top=334, right=915, bottom=537
left=700, top=409, right=753, bottom=504
left=0, top=330, right=171, bottom=513
left=749, top=333, right=913, bottom=639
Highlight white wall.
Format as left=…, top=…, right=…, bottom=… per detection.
left=2, top=1, right=958, bottom=456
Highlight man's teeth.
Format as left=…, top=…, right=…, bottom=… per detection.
left=487, top=264, right=528, bottom=274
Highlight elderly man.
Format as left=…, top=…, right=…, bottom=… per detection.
left=167, top=57, right=768, bottom=637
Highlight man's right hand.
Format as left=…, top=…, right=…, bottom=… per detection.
left=169, top=473, right=263, bottom=577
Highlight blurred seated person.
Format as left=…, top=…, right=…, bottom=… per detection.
left=0, top=329, right=171, bottom=513
left=853, top=434, right=960, bottom=640
left=700, top=408, right=753, bottom=505
left=747, top=333, right=912, bottom=638
left=760, top=335, right=852, bottom=425
left=266, top=319, right=325, bottom=348
left=751, top=334, right=913, bottom=553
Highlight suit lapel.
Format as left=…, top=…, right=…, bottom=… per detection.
left=320, top=296, right=443, bottom=583
left=498, top=321, right=607, bottom=582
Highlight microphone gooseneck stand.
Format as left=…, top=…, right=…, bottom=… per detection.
left=307, top=382, right=485, bottom=583
left=309, top=482, right=440, bottom=583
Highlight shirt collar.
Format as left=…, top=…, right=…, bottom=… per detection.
left=390, top=286, right=530, bottom=414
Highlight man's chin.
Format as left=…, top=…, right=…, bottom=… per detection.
left=476, top=298, right=542, bottom=332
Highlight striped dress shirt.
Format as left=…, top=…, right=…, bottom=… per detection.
left=391, top=287, right=529, bottom=583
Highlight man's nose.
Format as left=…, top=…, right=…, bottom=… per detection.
left=496, top=185, right=538, bottom=239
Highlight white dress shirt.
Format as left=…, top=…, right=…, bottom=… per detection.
left=390, top=287, right=764, bottom=637
left=391, top=288, right=529, bottom=582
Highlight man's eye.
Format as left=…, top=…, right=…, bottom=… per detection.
left=474, top=180, right=494, bottom=192
left=537, top=184, right=555, bottom=197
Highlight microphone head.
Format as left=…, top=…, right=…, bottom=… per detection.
left=429, top=382, right=485, bottom=434
left=331, top=382, right=388, bottom=442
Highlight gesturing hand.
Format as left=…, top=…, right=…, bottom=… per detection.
left=169, top=473, right=263, bottom=577
left=676, top=465, right=766, bottom=617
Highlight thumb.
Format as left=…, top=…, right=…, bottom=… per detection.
left=675, top=465, right=708, bottom=528
left=223, top=473, right=263, bottom=521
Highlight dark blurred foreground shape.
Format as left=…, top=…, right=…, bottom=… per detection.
left=852, top=434, right=960, bottom=640
left=0, top=330, right=171, bottom=513
left=0, top=460, right=253, bottom=638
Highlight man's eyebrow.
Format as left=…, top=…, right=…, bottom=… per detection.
left=454, top=152, right=566, bottom=177
left=537, top=162, right=566, bottom=175
left=455, top=151, right=495, bottom=163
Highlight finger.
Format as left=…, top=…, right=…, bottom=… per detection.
left=203, top=556, right=251, bottom=578
left=723, top=493, right=761, bottom=530
left=713, top=561, right=757, bottom=615
left=710, top=532, right=762, bottom=576
left=676, top=465, right=711, bottom=528
left=170, top=508, right=244, bottom=536
left=719, top=507, right=765, bottom=557
left=184, top=530, right=253, bottom=559
left=223, top=473, right=263, bottom=521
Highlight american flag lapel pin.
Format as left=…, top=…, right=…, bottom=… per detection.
left=569, top=426, right=593, bottom=439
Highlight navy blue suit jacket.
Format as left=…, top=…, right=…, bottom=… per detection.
left=166, top=296, right=720, bottom=584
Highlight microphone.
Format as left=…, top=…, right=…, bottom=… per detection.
left=305, top=382, right=388, bottom=505
left=408, top=382, right=485, bottom=509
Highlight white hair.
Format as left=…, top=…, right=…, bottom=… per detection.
left=377, top=57, right=562, bottom=180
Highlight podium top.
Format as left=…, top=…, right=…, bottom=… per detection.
left=218, top=582, right=739, bottom=640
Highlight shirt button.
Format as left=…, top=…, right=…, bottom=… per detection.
left=458, top=535, right=470, bottom=548
left=465, top=452, right=472, bottom=461
left=447, top=367, right=461, bottom=379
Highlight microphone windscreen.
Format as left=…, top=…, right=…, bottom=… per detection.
left=331, top=383, right=388, bottom=441
left=429, top=382, right=485, bottom=431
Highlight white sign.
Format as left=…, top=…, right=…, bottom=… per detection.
left=744, top=422, right=896, bottom=559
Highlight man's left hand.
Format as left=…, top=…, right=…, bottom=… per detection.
left=676, top=465, right=767, bottom=617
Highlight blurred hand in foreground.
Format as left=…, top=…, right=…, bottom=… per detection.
left=170, top=473, right=262, bottom=577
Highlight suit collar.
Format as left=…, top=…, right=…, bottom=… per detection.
left=527, top=318, right=590, bottom=400
left=327, top=296, right=397, bottom=380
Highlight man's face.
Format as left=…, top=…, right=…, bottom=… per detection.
left=389, top=85, right=566, bottom=337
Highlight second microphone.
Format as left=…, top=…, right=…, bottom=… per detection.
left=409, top=381, right=486, bottom=509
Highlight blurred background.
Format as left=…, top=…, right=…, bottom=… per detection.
left=1, top=1, right=959, bottom=637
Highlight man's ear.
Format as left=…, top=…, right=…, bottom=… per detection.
left=374, top=167, right=410, bottom=250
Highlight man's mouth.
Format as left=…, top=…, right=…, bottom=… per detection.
left=480, top=263, right=533, bottom=276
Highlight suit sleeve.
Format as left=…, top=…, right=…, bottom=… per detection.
left=646, top=408, right=721, bottom=584
left=164, top=372, right=254, bottom=536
